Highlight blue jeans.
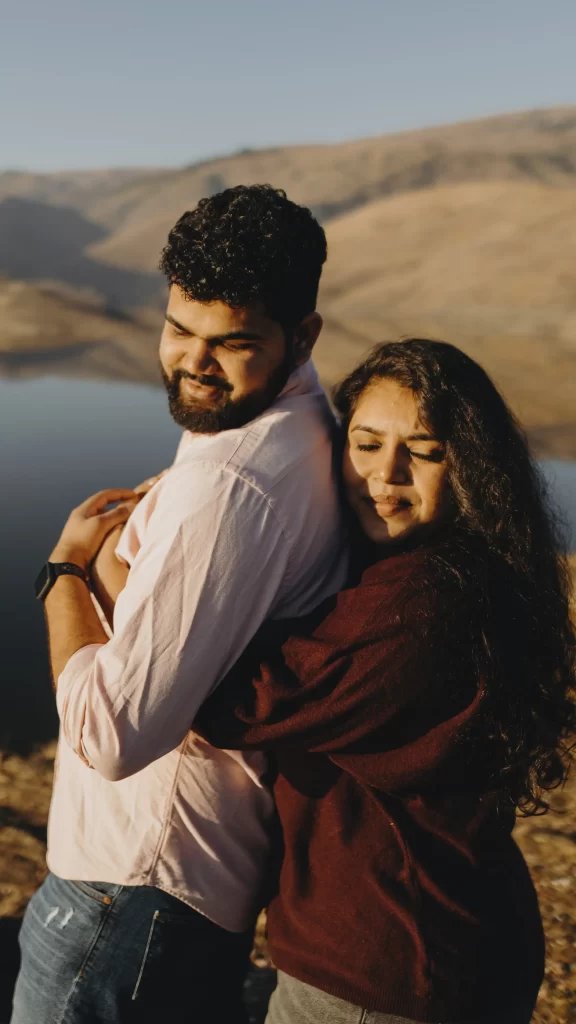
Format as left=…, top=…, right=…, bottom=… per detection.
left=11, top=872, right=254, bottom=1024
left=266, top=972, right=536, bottom=1024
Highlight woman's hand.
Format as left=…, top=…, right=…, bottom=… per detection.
left=133, top=470, right=168, bottom=497
left=50, top=489, right=138, bottom=572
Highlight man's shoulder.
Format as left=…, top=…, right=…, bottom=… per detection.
left=176, top=389, right=336, bottom=498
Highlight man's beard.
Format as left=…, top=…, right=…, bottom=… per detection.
left=161, top=347, right=296, bottom=434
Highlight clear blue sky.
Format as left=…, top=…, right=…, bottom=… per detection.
left=2, top=0, right=576, bottom=172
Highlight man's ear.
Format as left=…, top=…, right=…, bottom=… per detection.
left=294, top=312, right=323, bottom=365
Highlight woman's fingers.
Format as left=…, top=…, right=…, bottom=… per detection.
left=80, top=489, right=138, bottom=517
left=133, top=469, right=169, bottom=495
left=100, top=503, right=135, bottom=524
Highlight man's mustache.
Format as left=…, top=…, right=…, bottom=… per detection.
left=174, top=369, right=233, bottom=393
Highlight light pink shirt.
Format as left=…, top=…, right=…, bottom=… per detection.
left=48, top=362, right=346, bottom=931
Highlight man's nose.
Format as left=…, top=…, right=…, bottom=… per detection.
left=184, top=338, right=220, bottom=375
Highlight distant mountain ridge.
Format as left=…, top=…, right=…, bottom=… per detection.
left=1, top=106, right=576, bottom=456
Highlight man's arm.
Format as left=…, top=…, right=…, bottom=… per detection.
left=55, top=464, right=291, bottom=781
left=45, top=489, right=137, bottom=685
left=45, top=576, right=110, bottom=687
left=90, top=474, right=165, bottom=627
left=90, top=526, right=129, bottom=628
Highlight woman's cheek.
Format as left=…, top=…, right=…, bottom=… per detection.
left=343, top=444, right=365, bottom=489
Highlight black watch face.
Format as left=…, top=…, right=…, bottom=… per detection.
left=34, top=563, right=54, bottom=601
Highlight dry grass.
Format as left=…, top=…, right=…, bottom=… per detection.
left=2, top=562, right=576, bottom=1024
left=515, top=781, right=576, bottom=1023
left=0, top=744, right=54, bottom=919
left=0, top=574, right=574, bottom=1021
left=1, top=751, right=575, bottom=1022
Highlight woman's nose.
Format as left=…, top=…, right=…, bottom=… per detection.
left=375, top=447, right=410, bottom=485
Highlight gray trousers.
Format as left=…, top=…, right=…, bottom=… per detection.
left=266, top=971, right=535, bottom=1024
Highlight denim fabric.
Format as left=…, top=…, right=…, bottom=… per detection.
left=11, top=872, right=253, bottom=1024
left=266, top=971, right=536, bottom=1024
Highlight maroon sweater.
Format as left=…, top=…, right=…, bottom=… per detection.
left=197, top=542, right=544, bottom=1022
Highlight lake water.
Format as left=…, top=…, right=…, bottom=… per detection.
left=1, top=376, right=575, bottom=749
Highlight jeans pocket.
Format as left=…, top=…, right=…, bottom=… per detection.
left=70, top=880, right=122, bottom=905
left=131, top=908, right=252, bottom=1017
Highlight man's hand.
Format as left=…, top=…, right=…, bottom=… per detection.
left=50, top=489, right=138, bottom=572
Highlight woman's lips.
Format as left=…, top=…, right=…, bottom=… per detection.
left=366, top=496, right=412, bottom=518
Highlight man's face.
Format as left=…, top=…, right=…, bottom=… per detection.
left=160, top=287, right=297, bottom=433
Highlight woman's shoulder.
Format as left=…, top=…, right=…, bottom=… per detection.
left=347, top=533, right=497, bottom=636
left=308, top=539, right=455, bottom=646
left=355, top=535, right=458, bottom=593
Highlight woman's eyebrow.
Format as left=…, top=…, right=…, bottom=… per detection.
left=351, top=424, right=382, bottom=435
left=351, top=425, right=439, bottom=441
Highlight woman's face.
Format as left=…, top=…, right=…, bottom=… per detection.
left=343, top=378, right=451, bottom=545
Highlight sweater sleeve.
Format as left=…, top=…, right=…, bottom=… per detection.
left=195, top=560, right=476, bottom=756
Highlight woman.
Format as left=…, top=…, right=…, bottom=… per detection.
left=196, top=339, right=576, bottom=1024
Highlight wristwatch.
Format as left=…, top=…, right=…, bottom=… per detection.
left=34, top=562, right=89, bottom=602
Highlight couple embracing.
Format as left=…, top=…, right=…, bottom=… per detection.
left=15, top=186, right=575, bottom=1024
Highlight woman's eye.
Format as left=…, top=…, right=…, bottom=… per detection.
left=357, top=443, right=380, bottom=452
left=409, top=449, right=443, bottom=462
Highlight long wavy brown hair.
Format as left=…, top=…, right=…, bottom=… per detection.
left=334, top=339, right=576, bottom=815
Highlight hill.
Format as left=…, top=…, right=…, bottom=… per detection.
left=316, top=180, right=576, bottom=456
left=1, top=107, right=576, bottom=455
left=1, top=106, right=576, bottom=268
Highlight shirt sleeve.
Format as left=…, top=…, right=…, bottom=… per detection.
left=56, top=461, right=290, bottom=780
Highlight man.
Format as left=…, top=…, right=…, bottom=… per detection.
left=13, top=186, right=346, bottom=1024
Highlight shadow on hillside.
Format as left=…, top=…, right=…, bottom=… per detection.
left=0, top=198, right=162, bottom=308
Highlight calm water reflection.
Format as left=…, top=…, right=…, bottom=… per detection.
left=1, top=376, right=575, bottom=749
left=1, top=377, right=180, bottom=748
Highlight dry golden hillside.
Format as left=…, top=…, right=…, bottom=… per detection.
left=1, top=108, right=576, bottom=455
left=315, top=180, right=576, bottom=456
left=2, top=106, right=576, bottom=274
left=80, top=106, right=576, bottom=270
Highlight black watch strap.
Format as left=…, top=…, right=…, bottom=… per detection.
left=35, top=561, right=89, bottom=602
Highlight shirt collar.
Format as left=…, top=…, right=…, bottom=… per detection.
left=175, top=359, right=324, bottom=458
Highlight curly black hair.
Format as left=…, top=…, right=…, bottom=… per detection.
left=334, top=339, right=576, bottom=815
left=159, top=184, right=327, bottom=327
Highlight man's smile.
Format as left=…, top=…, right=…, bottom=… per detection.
left=180, top=377, right=228, bottom=400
